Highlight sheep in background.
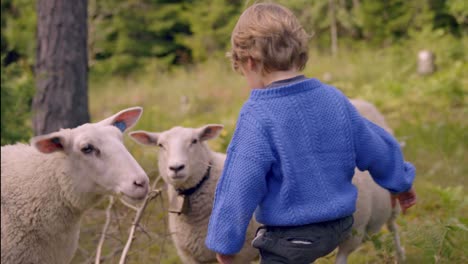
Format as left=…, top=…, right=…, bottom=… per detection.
left=350, top=98, right=393, bottom=134
left=130, top=125, right=259, bottom=264
left=335, top=99, right=405, bottom=264
left=1, top=107, right=149, bottom=264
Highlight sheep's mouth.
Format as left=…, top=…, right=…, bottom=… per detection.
left=169, top=172, right=187, bottom=180
left=123, top=192, right=147, bottom=202
left=117, top=189, right=148, bottom=202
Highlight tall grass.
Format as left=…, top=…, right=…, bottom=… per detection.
left=73, top=34, right=467, bottom=263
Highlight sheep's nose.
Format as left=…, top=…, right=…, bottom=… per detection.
left=133, top=179, right=147, bottom=189
left=169, top=164, right=185, bottom=173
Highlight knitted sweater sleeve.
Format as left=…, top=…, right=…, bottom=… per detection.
left=346, top=100, right=415, bottom=194
left=205, top=111, right=274, bottom=255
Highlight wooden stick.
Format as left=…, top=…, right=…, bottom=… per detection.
left=119, top=176, right=162, bottom=264
left=157, top=194, right=169, bottom=264
left=95, top=196, right=114, bottom=264
left=119, top=197, right=139, bottom=211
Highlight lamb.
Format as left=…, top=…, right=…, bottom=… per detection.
left=335, top=99, right=405, bottom=264
left=130, top=125, right=259, bottom=264
left=1, top=107, right=149, bottom=264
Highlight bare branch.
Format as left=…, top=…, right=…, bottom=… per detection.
left=119, top=187, right=162, bottom=264
left=137, top=224, right=155, bottom=241
left=157, top=193, right=169, bottom=264
left=151, top=175, right=162, bottom=190
left=118, top=197, right=139, bottom=211
left=95, top=196, right=114, bottom=264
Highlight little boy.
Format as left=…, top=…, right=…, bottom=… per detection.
left=205, top=3, right=416, bottom=264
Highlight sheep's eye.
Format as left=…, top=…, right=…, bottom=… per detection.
left=81, top=144, right=95, bottom=154
left=158, top=143, right=164, bottom=149
left=191, top=139, right=198, bottom=145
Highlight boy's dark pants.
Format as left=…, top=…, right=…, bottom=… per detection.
left=252, top=215, right=353, bottom=264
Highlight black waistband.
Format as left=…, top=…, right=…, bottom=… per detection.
left=265, top=215, right=354, bottom=232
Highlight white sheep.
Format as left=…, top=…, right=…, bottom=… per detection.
left=1, top=107, right=149, bottom=264
left=130, top=125, right=259, bottom=264
left=350, top=98, right=393, bottom=134
left=335, top=99, right=405, bottom=264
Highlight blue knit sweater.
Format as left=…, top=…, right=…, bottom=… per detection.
left=205, top=78, right=415, bottom=254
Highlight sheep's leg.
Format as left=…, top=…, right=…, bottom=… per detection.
left=387, top=218, right=405, bottom=263
left=335, top=231, right=365, bottom=264
left=170, top=238, right=202, bottom=264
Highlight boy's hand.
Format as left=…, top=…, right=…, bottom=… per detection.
left=216, top=253, right=235, bottom=264
left=391, top=187, right=417, bottom=214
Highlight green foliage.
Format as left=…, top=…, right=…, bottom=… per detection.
left=1, top=0, right=36, bottom=62
left=88, top=0, right=243, bottom=74
left=0, top=59, right=34, bottom=145
left=359, top=0, right=412, bottom=43
left=430, top=186, right=467, bottom=217
left=2, top=0, right=466, bottom=76
left=88, top=0, right=191, bottom=75
left=448, top=0, right=468, bottom=29
left=1, top=0, right=35, bottom=145
left=404, top=184, right=467, bottom=263
left=178, top=0, right=242, bottom=61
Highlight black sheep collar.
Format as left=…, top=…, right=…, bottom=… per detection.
left=176, top=162, right=212, bottom=196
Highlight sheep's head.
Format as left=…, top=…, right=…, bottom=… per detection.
left=31, top=107, right=149, bottom=201
left=130, top=124, right=223, bottom=189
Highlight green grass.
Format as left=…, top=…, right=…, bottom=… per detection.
left=72, top=34, right=467, bottom=263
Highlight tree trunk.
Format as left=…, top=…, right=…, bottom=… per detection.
left=353, top=0, right=360, bottom=9
left=329, top=0, right=338, bottom=56
left=417, top=50, right=436, bottom=75
left=33, top=0, right=89, bottom=135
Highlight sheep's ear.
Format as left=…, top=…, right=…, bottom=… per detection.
left=98, top=107, right=143, bottom=133
left=31, top=132, right=67, bottom=154
left=129, top=131, right=159, bottom=146
left=197, top=124, right=224, bottom=141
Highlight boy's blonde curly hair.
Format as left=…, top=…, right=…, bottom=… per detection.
left=228, top=3, right=309, bottom=75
